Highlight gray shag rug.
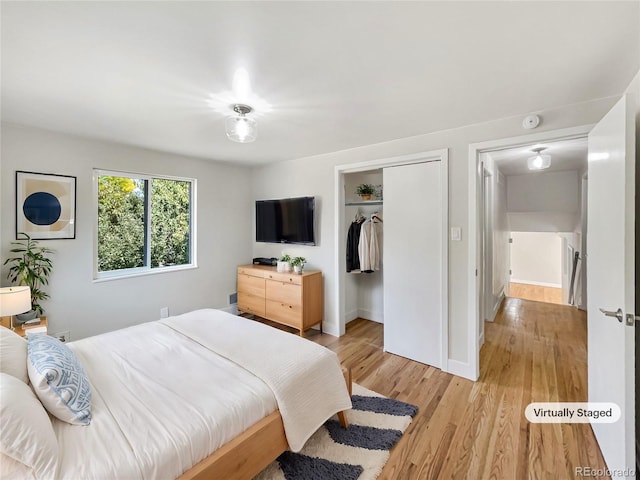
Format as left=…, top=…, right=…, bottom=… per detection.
left=254, top=384, right=418, bottom=480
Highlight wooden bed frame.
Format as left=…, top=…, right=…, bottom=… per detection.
left=0, top=316, right=351, bottom=480
left=179, top=366, right=352, bottom=480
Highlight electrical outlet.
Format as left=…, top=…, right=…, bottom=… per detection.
left=229, top=292, right=238, bottom=305
left=160, top=307, right=169, bottom=318
left=52, top=331, right=70, bottom=343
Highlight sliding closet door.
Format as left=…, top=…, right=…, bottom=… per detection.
left=383, top=161, right=442, bottom=367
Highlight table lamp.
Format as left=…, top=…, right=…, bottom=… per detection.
left=0, top=286, right=32, bottom=330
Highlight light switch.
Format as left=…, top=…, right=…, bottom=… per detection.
left=450, top=227, right=461, bottom=241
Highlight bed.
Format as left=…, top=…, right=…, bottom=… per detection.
left=0, top=309, right=352, bottom=479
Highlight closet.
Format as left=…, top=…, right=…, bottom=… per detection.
left=344, top=170, right=384, bottom=324
left=341, top=158, right=445, bottom=369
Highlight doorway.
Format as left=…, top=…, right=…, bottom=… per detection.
left=467, top=125, right=592, bottom=380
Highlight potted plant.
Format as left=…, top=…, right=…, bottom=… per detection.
left=3, top=233, right=54, bottom=321
left=355, top=184, right=377, bottom=201
left=277, top=254, right=292, bottom=273
left=290, top=256, right=306, bottom=274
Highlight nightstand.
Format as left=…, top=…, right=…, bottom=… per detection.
left=0, top=316, right=48, bottom=337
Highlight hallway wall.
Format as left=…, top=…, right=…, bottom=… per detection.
left=510, top=232, right=562, bottom=287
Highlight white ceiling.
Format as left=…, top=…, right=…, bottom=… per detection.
left=1, top=2, right=638, bottom=166
left=489, top=137, right=587, bottom=176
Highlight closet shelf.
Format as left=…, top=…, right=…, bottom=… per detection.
left=345, top=200, right=383, bottom=206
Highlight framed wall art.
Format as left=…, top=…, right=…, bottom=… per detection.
left=16, top=171, right=76, bottom=240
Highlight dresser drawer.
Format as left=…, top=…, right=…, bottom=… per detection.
left=264, top=271, right=302, bottom=285
left=238, top=266, right=265, bottom=278
left=238, top=273, right=265, bottom=297
left=238, top=292, right=265, bottom=317
left=266, top=280, right=302, bottom=306
left=266, top=299, right=302, bottom=328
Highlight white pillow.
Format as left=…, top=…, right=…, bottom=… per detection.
left=0, top=373, right=58, bottom=479
left=27, top=334, right=92, bottom=426
left=0, top=326, right=29, bottom=383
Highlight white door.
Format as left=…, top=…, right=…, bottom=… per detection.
left=383, top=161, right=442, bottom=367
left=587, top=93, right=635, bottom=474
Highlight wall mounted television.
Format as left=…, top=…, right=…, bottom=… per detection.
left=256, top=196, right=316, bottom=245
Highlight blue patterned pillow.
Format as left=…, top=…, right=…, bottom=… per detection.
left=27, top=335, right=92, bottom=426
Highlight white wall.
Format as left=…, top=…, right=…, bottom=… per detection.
left=558, top=232, right=581, bottom=304
left=492, top=169, right=509, bottom=314
left=0, top=124, right=253, bottom=340
left=510, top=232, right=562, bottom=287
left=507, top=170, right=580, bottom=232
left=251, top=95, right=618, bottom=369
left=479, top=154, right=494, bottom=326
left=478, top=152, right=509, bottom=330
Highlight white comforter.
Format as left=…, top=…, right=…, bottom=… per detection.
left=162, top=309, right=352, bottom=452
left=52, top=309, right=350, bottom=479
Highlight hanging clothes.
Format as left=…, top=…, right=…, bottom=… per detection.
left=346, top=216, right=366, bottom=272
left=358, top=215, right=381, bottom=273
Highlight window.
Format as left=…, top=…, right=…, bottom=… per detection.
left=94, top=170, right=196, bottom=279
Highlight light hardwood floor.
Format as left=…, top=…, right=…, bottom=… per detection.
left=256, top=297, right=608, bottom=479
left=510, top=282, right=564, bottom=305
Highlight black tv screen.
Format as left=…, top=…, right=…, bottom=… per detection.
left=256, top=197, right=316, bottom=245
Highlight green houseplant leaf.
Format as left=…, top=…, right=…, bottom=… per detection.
left=3, top=233, right=54, bottom=316
left=290, top=256, right=306, bottom=267
left=355, top=184, right=376, bottom=196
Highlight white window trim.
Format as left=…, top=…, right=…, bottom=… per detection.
left=92, top=169, right=198, bottom=281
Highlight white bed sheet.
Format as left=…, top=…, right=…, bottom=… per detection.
left=54, top=321, right=277, bottom=480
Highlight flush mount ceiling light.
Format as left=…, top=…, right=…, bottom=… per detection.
left=527, top=147, right=551, bottom=170
left=225, top=104, right=257, bottom=143
left=209, top=68, right=271, bottom=143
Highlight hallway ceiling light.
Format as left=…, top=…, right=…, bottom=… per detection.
left=527, top=147, right=551, bottom=170
left=225, top=104, right=257, bottom=143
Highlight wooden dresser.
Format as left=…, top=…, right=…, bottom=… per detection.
left=237, top=265, right=323, bottom=336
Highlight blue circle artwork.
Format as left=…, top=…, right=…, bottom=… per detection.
left=23, top=192, right=61, bottom=225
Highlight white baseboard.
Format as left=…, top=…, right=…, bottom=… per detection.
left=357, top=309, right=384, bottom=323
left=478, top=331, right=485, bottom=349
left=323, top=322, right=340, bottom=337
left=345, top=309, right=359, bottom=324
left=511, top=279, right=561, bottom=288
left=445, top=359, right=478, bottom=381
left=488, top=293, right=505, bottom=322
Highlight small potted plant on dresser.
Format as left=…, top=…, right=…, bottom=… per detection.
left=355, top=184, right=377, bottom=201
left=277, top=254, right=292, bottom=273
left=290, top=256, right=306, bottom=274
left=3, top=233, right=54, bottom=323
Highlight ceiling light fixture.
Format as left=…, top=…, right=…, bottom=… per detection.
left=527, top=147, right=551, bottom=170
left=225, top=104, right=257, bottom=143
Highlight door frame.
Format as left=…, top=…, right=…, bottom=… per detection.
left=334, top=149, right=449, bottom=370
left=480, top=163, right=492, bottom=338
left=467, top=125, right=593, bottom=379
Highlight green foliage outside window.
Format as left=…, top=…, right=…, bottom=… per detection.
left=150, top=178, right=190, bottom=267
left=97, top=174, right=191, bottom=273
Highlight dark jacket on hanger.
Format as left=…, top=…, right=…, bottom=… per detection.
left=346, top=218, right=365, bottom=272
